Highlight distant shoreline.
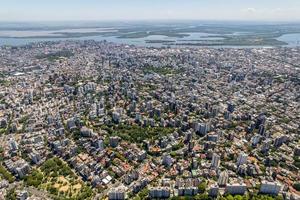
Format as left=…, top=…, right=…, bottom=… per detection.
left=0, top=22, right=300, bottom=47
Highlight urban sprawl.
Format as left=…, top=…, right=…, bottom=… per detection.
left=0, top=40, right=299, bottom=200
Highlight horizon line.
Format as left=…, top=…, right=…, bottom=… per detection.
left=1, top=19, right=300, bottom=24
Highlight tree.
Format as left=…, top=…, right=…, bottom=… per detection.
left=194, top=194, right=212, bottom=200
left=234, top=195, right=243, bottom=200
left=0, top=165, right=15, bottom=183
left=198, top=182, right=207, bottom=194
left=293, top=182, right=300, bottom=191
left=5, top=188, right=16, bottom=200
left=49, top=187, right=58, bottom=195
left=138, top=188, right=149, bottom=199
left=225, top=195, right=234, bottom=200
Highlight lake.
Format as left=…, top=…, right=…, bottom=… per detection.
left=0, top=30, right=300, bottom=48
left=277, top=33, right=300, bottom=47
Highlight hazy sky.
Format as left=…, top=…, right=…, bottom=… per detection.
left=0, top=0, right=299, bottom=22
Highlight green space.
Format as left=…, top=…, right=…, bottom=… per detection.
left=0, top=164, right=15, bottom=183
left=145, top=40, right=175, bottom=44
left=293, top=156, right=300, bottom=168
left=101, top=124, right=175, bottom=143
left=293, top=182, right=300, bottom=192
left=5, top=188, right=17, bottom=200
left=142, top=66, right=183, bottom=75
left=174, top=37, right=286, bottom=47
left=36, top=50, right=74, bottom=61
left=117, top=31, right=189, bottom=39
left=24, top=157, right=93, bottom=200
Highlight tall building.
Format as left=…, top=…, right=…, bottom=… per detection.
left=29, top=152, right=41, bottom=164
left=294, top=146, right=300, bottom=156
left=260, top=181, right=282, bottom=195
left=218, top=170, right=229, bottom=187
left=162, top=154, right=173, bottom=167
left=227, top=102, right=235, bottom=113
left=236, top=152, right=248, bottom=166
left=149, top=187, right=170, bottom=199
left=225, top=183, right=247, bottom=195
left=211, top=153, right=220, bottom=169
left=9, top=139, right=18, bottom=151
left=209, top=184, right=219, bottom=197
left=195, top=121, right=211, bottom=136
left=108, top=187, right=126, bottom=200
left=112, top=111, right=121, bottom=124
left=110, top=136, right=120, bottom=148
left=94, top=139, right=104, bottom=151
left=178, top=187, right=198, bottom=196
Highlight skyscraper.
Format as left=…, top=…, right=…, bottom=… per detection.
left=218, top=170, right=229, bottom=187
left=211, top=153, right=220, bottom=169
left=236, top=152, right=248, bottom=166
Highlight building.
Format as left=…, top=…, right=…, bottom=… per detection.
left=110, top=136, right=120, bottom=148
left=137, top=150, right=147, bottom=161
left=178, top=187, right=198, bottom=196
left=237, top=152, right=248, bottom=166
left=225, top=183, right=247, bottom=195
left=218, top=170, right=229, bottom=187
left=149, top=187, right=170, bottom=199
left=94, top=139, right=104, bottom=151
left=9, top=139, right=18, bottom=151
left=108, top=186, right=126, bottom=200
left=162, top=154, right=173, bottom=167
left=209, top=184, right=219, bottom=197
left=29, top=152, right=41, bottom=164
left=260, top=181, right=282, bottom=195
left=294, top=146, right=300, bottom=156
left=211, top=153, right=220, bottom=169
left=17, top=190, right=29, bottom=200
left=80, top=126, right=93, bottom=137
left=112, top=111, right=121, bottom=123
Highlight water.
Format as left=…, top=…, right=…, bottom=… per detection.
left=0, top=30, right=300, bottom=48
left=277, top=33, right=300, bottom=47
left=0, top=32, right=223, bottom=47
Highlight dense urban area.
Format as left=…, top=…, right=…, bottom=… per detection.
left=0, top=40, right=299, bottom=200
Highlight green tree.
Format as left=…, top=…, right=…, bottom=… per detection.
left=138, top=188, right=149, bottom=199
left=194, top=193, right=212, bottom=200
left=234, top=195, right=243, bottom=200
left=198, top=182, right=207, bottom=194
left=5, top=188, right=17, bottom=200
left=226, top=195, right=234, bottom=200
left=293, top=182, right=300, bottom=191
left=0, top=165, right=15, bottom=183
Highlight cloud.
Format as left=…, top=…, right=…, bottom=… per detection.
left=242, top=8, right=257, bottom=14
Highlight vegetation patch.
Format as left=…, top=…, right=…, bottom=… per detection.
left=36, top=50, right=74, bottom=61
left=24, top=157, right=93, bottom=200
left=142, top=66, right=183, bottom=75
left=102, top=124, right=175, bottom=143
left=0, top=164, right=15, bottom=183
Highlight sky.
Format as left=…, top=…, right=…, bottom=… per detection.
left=0, top=0, right=300, bottom=22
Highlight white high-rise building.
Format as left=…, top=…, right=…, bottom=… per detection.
left=108, top=186, right=126, bottom=200
left=211, top=153, right=220, bottom=169
left=225, top=183, right=247, bottom=195
left=95, top=139, right=104, bottom=151
left=260, top=181, right=282, bottom=195
left=236, top=152, right=248, bottom=166
left=218, top=170, right=229, bottom=187
left=9, top=139, right=18, bottom=151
